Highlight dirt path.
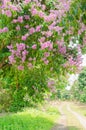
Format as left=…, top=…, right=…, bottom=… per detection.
left=51, top=102, right=68, bottom=130
left=51, top=102, right=86, bottom=130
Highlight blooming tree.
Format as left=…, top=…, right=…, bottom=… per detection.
left=0, top=0, right=86, bottom=98
left=0, top=0, right=85, bottom=72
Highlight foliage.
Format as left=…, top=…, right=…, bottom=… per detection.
left=0, top=67, right=49, bottom=112
left=50, top=75, right=69, bottom=100
left=0, top=0, right=86, bottom=111
left=0, top=0, right=85, bottom=72
left=71, top=67, right=86, bottom=103
left=0, top=87, right=12, bottom=112
left=56, top=89, right=71, bottom=100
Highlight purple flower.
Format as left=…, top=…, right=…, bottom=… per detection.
left=58, top=45, right=66, bottom=54
left=21, top=56, right=26, bottom=63
left=32, top=44, right=37, bottom=49
left=44, top=60, right=49, bottom=65
left=5, top=10, right=12, bottom=17
left=3, top=27, right=9, bottom=32
left=41, top=41, right=53, bottom=50
left=17, top=16, right=23, bottom=23
left=38, top=37, right=45, bottom=43
left=36, top=25, right=41, bottom=32
left=18, top=65, right=24, bottom=70
left=16, top=43, right=26, bottom=51
left=31, top=7, right=38, bottom=16
left=15, top=51, right=21, bottom=58
left=29, top=57, right=33, bottom=61
left=16, top=25, right=20, bottom=31
left=29, top=27, right=35, bottom=35
left=7, top=44, right=13, bottom=51
left=28, top=63, right=33, bottom=68
left=24, top=25, right=29, bottom=29
left=8, top=55, right=16, bottom=64
left=22, top=50, right=28, bottom=56
left=24, top=0, right=31, bottom=4
left=22, top=35, right=27, bottom=41
left=24, top=15, right=30, bottom=20
left=0, top=29, right=3, bottom=33
left=44, top=52, right=50, bottom=57
left=12, top=19, right=18, bottom=23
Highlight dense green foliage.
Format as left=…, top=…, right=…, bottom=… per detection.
left=71, top=68, right=86, bottom=103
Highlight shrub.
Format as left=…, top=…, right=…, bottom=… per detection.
left=0, top=87, right=12, bottom=112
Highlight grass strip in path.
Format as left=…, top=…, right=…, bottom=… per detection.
left=71, top=103, right=86, bottom=117
left=63, top=102, right=84, bottom=130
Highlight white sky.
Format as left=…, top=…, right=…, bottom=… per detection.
left=82, top=54, right=86, bottom=66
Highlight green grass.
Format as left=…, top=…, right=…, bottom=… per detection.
left=0, top=106, right=60, bottom=130
left=62, top=103, right=84, bottom=130
left=71, top=103, right=86, bottom=117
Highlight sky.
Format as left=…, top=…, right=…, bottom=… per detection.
left=82, top=54, right=86, bottom=66
left=66, top=54, right=86, bottom=90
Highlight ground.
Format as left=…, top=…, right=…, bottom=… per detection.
left=0, top=101, right=86, bottom=130
left=51, top=101, right=86, bottom=130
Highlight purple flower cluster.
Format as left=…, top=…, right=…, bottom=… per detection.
left=0, top=27, right=9, bottom=33
left=7, top=43, right=28, bottom=65
left=0, top=0, right=84, bottom=73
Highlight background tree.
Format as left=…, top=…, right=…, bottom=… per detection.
left=71, top=67, right=86, bottom=103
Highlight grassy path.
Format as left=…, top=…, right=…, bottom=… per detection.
left=52, top=102, right=85, bottom=130
left=71, top=103, right=86, bottom=117
left=67, top=103, right=86, bottom=129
